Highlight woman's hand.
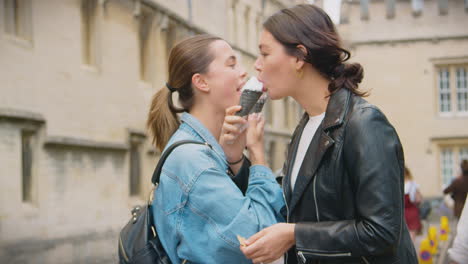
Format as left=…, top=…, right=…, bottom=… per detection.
left=246, top=113, right=266, bottom=165
left=240, top=223, right=296, bottom=263
left=219, top=105, right=247, bottom=170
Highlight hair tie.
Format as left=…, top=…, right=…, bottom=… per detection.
left=166, top=83, right=177, bottom=93
left=332, top=64, right=346, bottom=79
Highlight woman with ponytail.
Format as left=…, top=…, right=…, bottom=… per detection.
left=148, top=34, right=284, bottom=263
left=240, top=4, right=418, bottom=264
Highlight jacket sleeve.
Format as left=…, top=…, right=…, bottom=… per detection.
left=443, top=180, right=456, bottom=194
left=295, top=106, right=405, bottom=259
left=178, top=161, right=285, bottom=263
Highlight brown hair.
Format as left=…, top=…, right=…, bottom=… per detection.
left=462, top=160, right=468, bottom=176
left=404, top=167, right=413, bottom=180
left=263, top=4, right=367, bottom=96
left=147, top=34, right=222, bottom=151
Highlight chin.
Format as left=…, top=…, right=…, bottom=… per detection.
left=267, top=91, right=282, bottom=100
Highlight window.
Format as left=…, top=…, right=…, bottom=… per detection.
left=456, top=68, right=468, bottom=112
left=460, top=147, right=468, bottom=165
left=231, top=2, right=238, bottom=45
left=360, top=0, right=369, bottom=20
left=268, top=141, right=276, bottom=170
left=283, top=98, right=290, bottom=128
left=129, top=135, right=144, bottom=197
left=440, top=145, right=468, bottom=187
left=21, top=130, right=34, bottom=203
left=4, top=0, right=32, bottom=42
left=440, top=148, right=453, bottom=187
left=437, top=65, right=468, bottom=116
left=139, top=10, right=154, bottom=83
left=165, top=19, right=177, bottom=61
left=438, top=68, right=451, bottom=113
left=385, top=0, right=395, bottom=19
left=244, top=6, right=250, bottom=50
left=411, top=0, right=424, bottom=16
left=81, top=0, right=98, bottom=66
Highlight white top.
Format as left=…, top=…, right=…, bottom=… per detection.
left=404, top=180, right=419, bottom=203
left=290, top=112, right=325, bottom=191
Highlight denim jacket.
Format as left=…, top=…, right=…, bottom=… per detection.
left=152, top=112, right=285, bottom=264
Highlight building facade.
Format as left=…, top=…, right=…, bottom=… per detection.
left=0, top=0, right=302, bottom=262
left=334, top=0, right=468, bottom=197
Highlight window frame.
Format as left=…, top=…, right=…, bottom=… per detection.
left=438, top=144, right=468, bottom=188
left=80, top=0, right=100, bottom=69
left=435, top=61, right=468, bottom=117
left=456, top=67, right=468, bottom=114
left=3, top=0, right=33, bottom=47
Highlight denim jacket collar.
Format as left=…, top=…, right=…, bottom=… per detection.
left=180, top=112, right=226, bottom=161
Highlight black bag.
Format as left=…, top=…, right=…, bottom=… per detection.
left=418, top=200, right=432, bottom=220
left=118, top=140, right=209, bottom=264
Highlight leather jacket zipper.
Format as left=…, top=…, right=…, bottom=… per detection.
left=298, top=250, right=352, bottom=263
left=296, top=176, right=324, bottom=264
left=313, top=176, right=320, bottom=222
left=282, top=177, right=290, bottom=264
left=119, top=236, right=129, bottom=262
left=311, top=176, right=366, bottom=264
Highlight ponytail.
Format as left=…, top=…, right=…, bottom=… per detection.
left=146, top=34, right=222, bottom=151
left=329, top=62, right=367, bottom=96
left=147, top=87, right=180, bottom=151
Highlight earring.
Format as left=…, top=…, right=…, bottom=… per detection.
left=295, top=68, right=304, bottom=79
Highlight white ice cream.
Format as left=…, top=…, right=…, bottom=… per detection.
left=242, top=76, right=263, bottom=92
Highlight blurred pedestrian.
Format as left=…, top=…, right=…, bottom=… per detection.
left=403, top=166, right=422, bottom=244
left=444, top=160, right=468, bottom=219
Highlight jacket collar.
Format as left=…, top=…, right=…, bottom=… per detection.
left=322, top=88, right=351, bottom=131
left=180, top=112, right=226, bottom=160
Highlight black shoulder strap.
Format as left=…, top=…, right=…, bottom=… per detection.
left=151, top=140, right=211, bottom=185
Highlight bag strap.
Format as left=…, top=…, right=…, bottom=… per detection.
left=151, top=140, right=212, bottom=185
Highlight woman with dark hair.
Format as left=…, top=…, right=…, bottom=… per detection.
left=240, top=4, right=417, bottom=264
left=148, top=34, right=284, bottom=263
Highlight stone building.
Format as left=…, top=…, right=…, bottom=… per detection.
left=332, top=0, right=468, bottom=197
left=0, top=0, right=302, bottom=262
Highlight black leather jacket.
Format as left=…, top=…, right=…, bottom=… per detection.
left=282, top=88, right=418, bottom=264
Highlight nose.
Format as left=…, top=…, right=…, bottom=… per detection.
left=240, top=67, right=247, bottom=79
left=254, top=57, right=262, bottom=72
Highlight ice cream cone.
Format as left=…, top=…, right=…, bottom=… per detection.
left=236, top=76, right=264, bottom=117
left=236, top=90, right=263, bottom=116
left=250, top=93, right=268, bottom=114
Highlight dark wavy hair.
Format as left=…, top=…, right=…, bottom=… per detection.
left=263, top=4, right=367, bottom=96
